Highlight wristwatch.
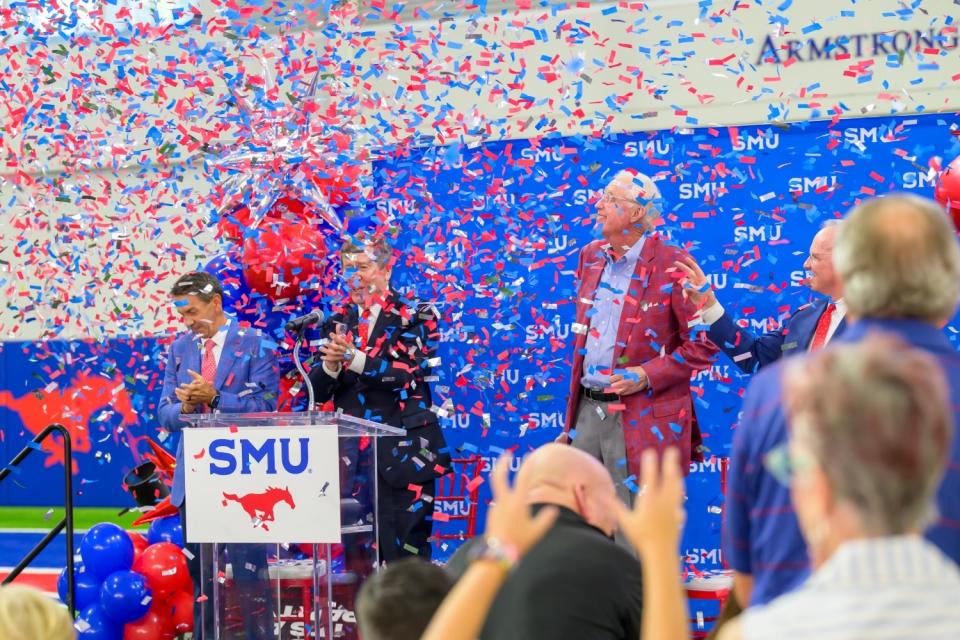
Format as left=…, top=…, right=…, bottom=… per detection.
left=209, top=391, right=221, bottom=410
left=466, top=535, right=519, bottom=571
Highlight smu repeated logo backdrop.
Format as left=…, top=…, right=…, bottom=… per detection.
left=2, top=112, right=959, bottom=568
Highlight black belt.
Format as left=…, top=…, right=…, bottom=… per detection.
left=582, top=387, right=620, bottom=402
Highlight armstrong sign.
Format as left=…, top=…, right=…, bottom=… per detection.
left=757, top=28, right=958, bottom=65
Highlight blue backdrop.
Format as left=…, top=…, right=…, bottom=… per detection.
left=3, top=111, right=960, bottom=571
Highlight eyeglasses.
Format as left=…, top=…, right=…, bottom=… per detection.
left=762, top=441, right=815, bottom=487
left=598, top=192, right=644, bottom=206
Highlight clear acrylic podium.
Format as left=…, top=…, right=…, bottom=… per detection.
left=181, top=411, right=405, bottom=640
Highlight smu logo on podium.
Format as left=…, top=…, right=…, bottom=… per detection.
left=209, top=437, right=311, bottom=475
left=184, top=426, right=342, bottom=543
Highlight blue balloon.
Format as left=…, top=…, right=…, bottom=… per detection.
left=75, top=603, right=122, bottom=640
left=147, top=514, right=184, bottom=548
left=79, top=523, right=134, bottom=582
left=57, top=563, right=100, bottom=610
left=205, top=251, right=249, bottom=315
left=99, top=570, right=152, bottom=624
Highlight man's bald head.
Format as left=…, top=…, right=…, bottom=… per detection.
left=516, top=444, right=618, bottom=536
left=835, top=194, right=960, bottom=324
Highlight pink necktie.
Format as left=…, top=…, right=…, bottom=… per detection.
left=201, top=339, right=217, bottom=383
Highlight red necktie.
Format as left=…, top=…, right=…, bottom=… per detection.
left=808, top=303, right=837, bottom=351
left=358, top=309, right=371, bottom=349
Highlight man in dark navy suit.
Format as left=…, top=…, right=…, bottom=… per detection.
left=309, top=234, right=450, bottom=562
left=724, top=195, right=960, bottom=611
left=676, top=222, right=845, bottom=373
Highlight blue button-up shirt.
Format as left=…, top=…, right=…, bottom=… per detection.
left=581, top=237, right=645, bottom=390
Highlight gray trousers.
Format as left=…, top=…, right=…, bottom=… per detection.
left=571, top=395, right=633, bottom=506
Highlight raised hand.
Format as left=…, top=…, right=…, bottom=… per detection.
left=674, top=256, right=717, bottom=308
left=611, top=448, right=686, bottom=558
left=485, top=452, right=558, bottom=556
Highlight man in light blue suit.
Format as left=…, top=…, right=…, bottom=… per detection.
left=677, top=222, right=846, bottom=374
left=158, top=271, right=279, bottom=639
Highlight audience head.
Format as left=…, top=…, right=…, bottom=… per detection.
left=802, top=221, right=843, bottom=300
left=356, top=558, right=453, bottom=640
left=782, top=333, right=954, bottom=567
left=835, top=194, right=960, bottom=324
left=596, top=170, right=662, bottom=246
left=515, top=443, right=618, bottom=536
left=0, top=584, right=76, bottom=640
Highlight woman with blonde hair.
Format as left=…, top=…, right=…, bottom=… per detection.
left=0, top=584, right=75, bottom=640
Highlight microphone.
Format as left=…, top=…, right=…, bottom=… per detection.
left=285, top=311, right=324, bottom=334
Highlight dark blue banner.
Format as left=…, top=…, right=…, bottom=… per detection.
left=3, top=111, right=960, bottom=570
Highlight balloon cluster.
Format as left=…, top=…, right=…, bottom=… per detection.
left=61, top=516, right=192, bottom=640
left=935, top=155, right=960, bottom=232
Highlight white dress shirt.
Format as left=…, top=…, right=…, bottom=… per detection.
left=817, top=298, right=846, bottom=348
left=742, top=536, right=960, bottom=639
left=197, top=318, right=231, bottom=367
left=323, top=304, right=381, bottom=378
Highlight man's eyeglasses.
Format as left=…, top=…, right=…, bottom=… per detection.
left=598, top=192, right=646, bottom=207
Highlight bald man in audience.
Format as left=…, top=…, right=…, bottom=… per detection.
left=446, top=444, right=643, bottom=640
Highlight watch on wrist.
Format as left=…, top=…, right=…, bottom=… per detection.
left=466, top=535, right=519, bottom=571
left=209, top=391, right=221, bottom=410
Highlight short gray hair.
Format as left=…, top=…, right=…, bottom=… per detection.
left=784, top=332, right=954, bottom=535
left=609, top=169, right=663, bottom=224
left=834, top=194, right=960, bottom=322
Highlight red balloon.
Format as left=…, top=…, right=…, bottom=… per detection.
left=935, top=156, right=960, bottom=231
left=123, top=609, right=174, bottom=640
left=242, top=218, right=332, bottom=301
left=216, top=197, right=311, bottom=241
left=128, top=532, right=149, bottom=565
left=165, top=589, right=195, bottom=634
left=305, top=162, right=363, bottom=206
left=132, top=543, right=191, bottom=598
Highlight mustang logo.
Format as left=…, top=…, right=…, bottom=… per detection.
left=222, top=486, right=296, bottom=530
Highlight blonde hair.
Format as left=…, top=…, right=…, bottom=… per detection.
left=0, top=585, right=76, bottom=640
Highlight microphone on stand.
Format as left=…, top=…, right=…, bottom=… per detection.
left=285, top=311, right=324, bottom=334
left=286, top=310, right=324, bottom=413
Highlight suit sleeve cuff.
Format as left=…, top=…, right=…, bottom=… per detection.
left=347, top=351, right=367, bottom=375
left=322, top=361, right=342, bottom=378
left=701, top=301, right=725, bottom=325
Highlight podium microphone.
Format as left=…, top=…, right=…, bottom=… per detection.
left=285, top=311, right=324, bottom=334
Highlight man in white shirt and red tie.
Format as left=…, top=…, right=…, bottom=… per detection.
left=676, top=221, right=846, bottom=373
left=158, top=271, right=279, bottom=639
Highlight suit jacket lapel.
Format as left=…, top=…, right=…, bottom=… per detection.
left=181, top=337, right=200, bottom=383
left=214, top=322, right=240, bottom=389
left=612, top=235, right=658, bottom=369
left=576, top=247, right=606, bottom=358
